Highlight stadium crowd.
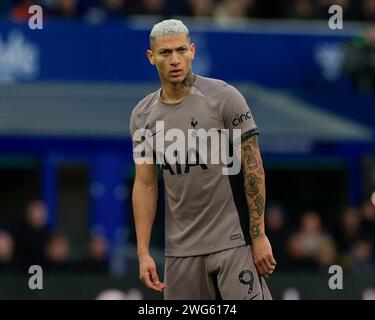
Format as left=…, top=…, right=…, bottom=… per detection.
left=0, top=200, right=110, bottom=274
left=266, top=198, right=375, bottom=274
left=0, top=197, right=374, bottom=275
left=0, top=0, right=374, bottom=22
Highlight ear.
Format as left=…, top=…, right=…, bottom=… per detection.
left=190, top=43, right=196, bottom=60
left=147, top=49, right=155, bottom=65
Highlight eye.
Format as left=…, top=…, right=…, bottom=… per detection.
left=178, top=47, right=187, bottom=53
left=160, top=50, right=170, bottom=56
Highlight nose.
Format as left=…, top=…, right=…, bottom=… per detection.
left=170, top=51, right=180, bottom=67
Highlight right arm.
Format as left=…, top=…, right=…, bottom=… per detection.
left=133, top=162, right=165, bottom=292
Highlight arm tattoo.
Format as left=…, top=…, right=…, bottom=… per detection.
left=241, top=134, right=266, bottom=239
left=250, top=223, right=261, bottom=239
left=242, top=145, right=258, bottom=170
left=245, top=173, right=262, bottom=197
left=249, top=135, right=258, bottom=148
left=249, top=207, right=262, bottom=221
left=254, top=195, right=265, bottom=218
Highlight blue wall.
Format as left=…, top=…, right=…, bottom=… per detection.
left=1, top=20, right=374, bottom=127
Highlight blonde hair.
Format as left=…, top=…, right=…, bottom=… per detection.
left=150, top=19, right=189, bottom=41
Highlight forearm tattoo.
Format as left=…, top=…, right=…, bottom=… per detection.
left=250, top=223, right=261, bottom=239
left=242, top=135, right=265, bottom=239
left=242, top=144, right=258, bottom=170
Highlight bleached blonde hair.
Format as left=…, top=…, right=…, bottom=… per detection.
left=150, top=19, right=190, bottom=44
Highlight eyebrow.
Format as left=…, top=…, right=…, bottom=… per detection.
left=158, top=45, right=188, bottom=53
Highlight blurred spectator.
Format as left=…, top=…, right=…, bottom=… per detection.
left=38, top=0, right=59, bottom=11
left=44, top=232, right=72, bottom=273
left=315, top=236, right=337, bottom=269
left=350, top=238, right=375, bottom=274
left=83, top=0, right=128, bottom=22
left=49, top=0, right=80, bottom=18
left=359, top=198, right=375, bottom=245
left=127, top=0, right=165, bottom=16
left=286, top=210, right=337, bottom=271
left=286, top=0, right=317, bottom=20
left=0, top=230, right=17, bottom=272
left=336, top=207, right=361, bottom=254
left=265, top=204, right=291, bottom=269
left=14, top=200, right=50, bottom=270
left=10, top=0, right=37, bottom=22
left=179, top=0, right=213, bottom=18
left=76, top=234, right=109, bottom=274
left=215, top=0, right=257, bottom=21
left=342, top=26, right=375, bottom=94
left=100, top=0, right=127, bottom=17
left=2, top=0, right=375, bottom=21
left=360, top=0, right=375, bottom=21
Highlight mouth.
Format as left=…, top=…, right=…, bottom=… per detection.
left=169, top=69, right=183, bottom=77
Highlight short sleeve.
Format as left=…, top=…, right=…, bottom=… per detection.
left=129, top=108, right=154, bottom=163
left=222, top=84, right=259, bottom=143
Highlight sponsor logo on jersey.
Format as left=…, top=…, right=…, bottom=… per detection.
left=132, top=121, right=242, bottom=175
left=232, top=111, right=252, bottom=127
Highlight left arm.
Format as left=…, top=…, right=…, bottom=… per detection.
left=241, top=134, right=277, bottom=278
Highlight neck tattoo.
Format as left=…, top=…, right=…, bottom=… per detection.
left=182, top=73, right=193, bottom=88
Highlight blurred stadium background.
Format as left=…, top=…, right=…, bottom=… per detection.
left=0, top=0, right=375, bottom=300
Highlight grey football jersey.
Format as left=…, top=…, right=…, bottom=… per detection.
left=130, top=75, right=258, bottom=257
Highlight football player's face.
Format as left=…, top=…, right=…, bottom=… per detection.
left=147, top=34, right=195, bottom=84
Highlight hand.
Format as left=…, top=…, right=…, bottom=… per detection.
left=251, top=234, right=277, bottom=279
left=139, top=254, right=166, bottom=292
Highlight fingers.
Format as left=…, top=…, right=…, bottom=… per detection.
left=141, top=272, right=165, bottom=292
left=255, top=254, right=277, bottom=278
left=150, top=268, right=167, bottom=291
left=264, top=259, right=276, bottom=273
left=254, top=259, right=267, bottom=277
left=258, top=260, right=272, bottom=277
left=140, top=267, right=166, bottom=292
left=139, top=255, right=166, bottom=293
left=151, top=268, right=159, bottom=284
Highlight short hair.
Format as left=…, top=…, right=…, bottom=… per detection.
left=150, top=19, right=190, bottom=43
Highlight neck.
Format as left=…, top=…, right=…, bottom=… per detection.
left=161, top=73, right=194, bottom=104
